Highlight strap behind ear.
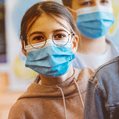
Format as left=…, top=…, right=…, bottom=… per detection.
left=21, top=40, right=27, bottom=56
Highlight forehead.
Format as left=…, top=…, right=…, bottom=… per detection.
left=28, top=13, right=71, bottom=35
left=71, top=0, right=111, bottom=10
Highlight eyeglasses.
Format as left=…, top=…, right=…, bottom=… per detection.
left=27, top=30, right=75, bottom=49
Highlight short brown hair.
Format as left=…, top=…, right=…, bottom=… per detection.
left=62, top=0, right=72, bottom=8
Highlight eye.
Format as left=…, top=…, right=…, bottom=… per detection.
left=30, top=35, right=46, bottom=44
left=53, top=32, right=68, bottom=40
left=101, top=0, right=109, bottom=5
left=80, top=1, right=94, bottom=7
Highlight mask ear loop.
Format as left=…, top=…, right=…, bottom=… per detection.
left=21, top=39, right=28, bottom=56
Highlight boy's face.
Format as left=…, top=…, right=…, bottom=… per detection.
left=71, top=0, right=112, bottom=10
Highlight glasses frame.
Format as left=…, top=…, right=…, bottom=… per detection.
left=27, top=31, right=75, bottom=49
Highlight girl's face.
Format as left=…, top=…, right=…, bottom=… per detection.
left=22, top=13, right=79, bottom=55
left=72, top=0, right=112, bottom=10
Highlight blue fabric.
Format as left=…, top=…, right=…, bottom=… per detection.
left=84, top=56, right=119, bottom=119
left=25, top=45, right=75, bottom=77
left=76, top=12, right=114, bottom=39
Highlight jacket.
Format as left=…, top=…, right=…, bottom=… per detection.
left=84, top=56, right=119, bottom=119
left=8, top=69, right=89, bottom=119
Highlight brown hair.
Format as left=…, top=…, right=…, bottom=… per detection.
left=20, top=1, right=78, bottom=45
left=62, top=0, right=72, bottom=8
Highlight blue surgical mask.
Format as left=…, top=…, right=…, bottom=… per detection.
left=76, top=6, right=114, bottom=39
left=25, top=43, right=75, bottom=77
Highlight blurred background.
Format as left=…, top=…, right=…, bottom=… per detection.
left=0, top=0, right=119, bottom=118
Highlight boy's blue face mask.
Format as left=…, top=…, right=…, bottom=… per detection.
left=76, top=6, right=114, bottom=39
left=25, top=42, right=75, bottom=77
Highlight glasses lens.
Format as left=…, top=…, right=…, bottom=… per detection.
left=52, top=31, right=70, bottom=46
left=29, top=34, right=46, bottom=48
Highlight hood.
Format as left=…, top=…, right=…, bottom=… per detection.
left=19, top=69, right=82, bottom=98
left=18, top=69, right=85, bottom=106
left=17, top=68, right=92, bottom=119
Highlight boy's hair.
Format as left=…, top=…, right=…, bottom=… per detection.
left=62, top=0, right=72, bottom=8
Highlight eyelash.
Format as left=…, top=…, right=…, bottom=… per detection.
left=32, top=36, right=45, bottom=41
left=101, top=0, right=109, bottom=4
left=80, top=1, right=94, bottom=6
left=80, top=0, right=109, bottom=6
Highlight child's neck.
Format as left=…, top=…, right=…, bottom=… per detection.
left=78, top=35, right=107, bottom=55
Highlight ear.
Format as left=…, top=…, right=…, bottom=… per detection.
left=21, top=40, right=27, bottom=56
left=71, top=34, right=79, bottom=53
left=67, top=7, right=77, bottom=21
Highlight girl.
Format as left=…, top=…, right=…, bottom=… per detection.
left=8, top=1, right=86, bottom=119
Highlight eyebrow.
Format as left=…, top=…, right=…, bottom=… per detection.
left=79, top=0, right=92, bottom=2
left=29, top=29, right=70, bottom=37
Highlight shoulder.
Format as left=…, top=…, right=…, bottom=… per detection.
left=8, top=99, right=27, bottom=119
left=94, top=56, right=119, bottom=79
left=106, top=39, right=119, bottom=52
left=89, top=56, right=119, bottom=91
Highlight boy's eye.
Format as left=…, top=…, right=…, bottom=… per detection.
left=80, top=1, right=94, bottom=7
left=101, top=0, right=109, bottom=5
